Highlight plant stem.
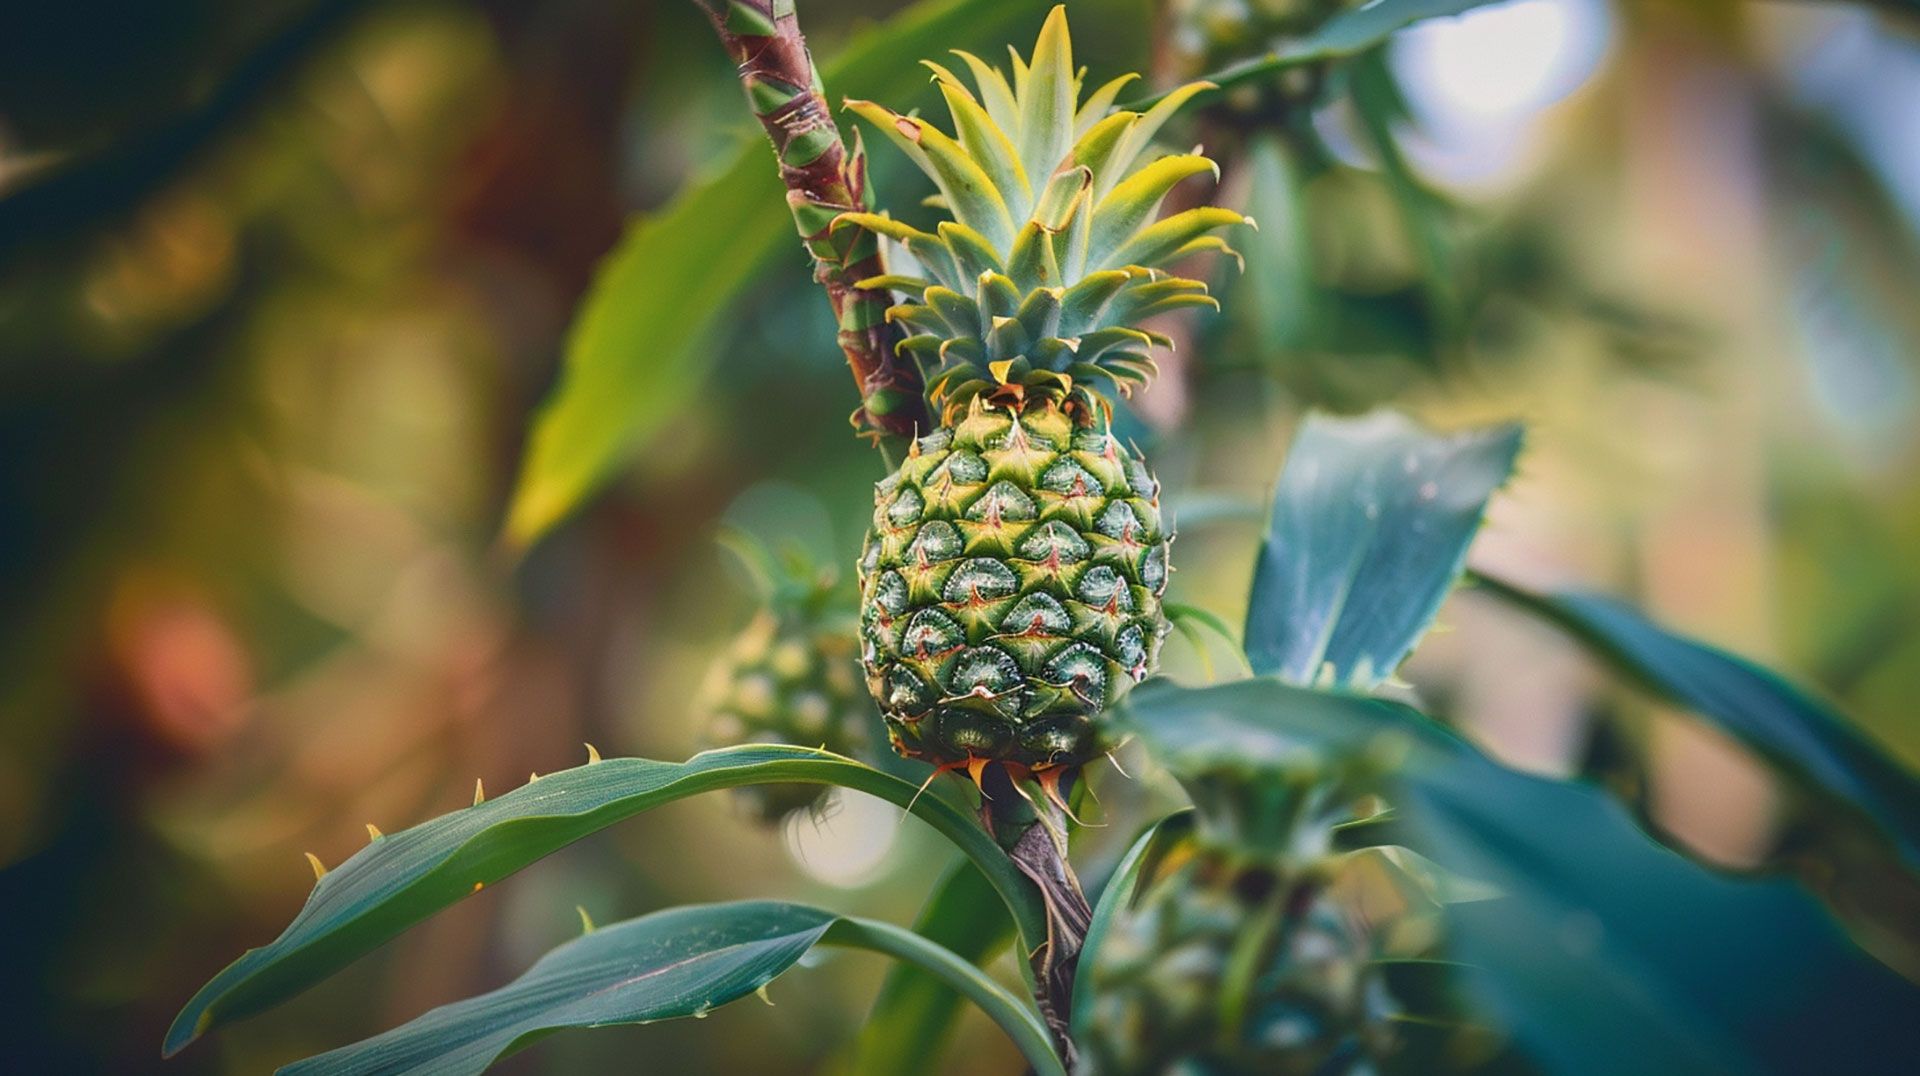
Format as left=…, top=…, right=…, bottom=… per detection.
left=828, top=917, right=1068, bottom=1076
left=980, top=765, right=1092, bottom=1067
left=698, top=0, right=930, bottom=443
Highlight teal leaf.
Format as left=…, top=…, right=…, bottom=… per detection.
left=277, top=902, right=1062, bottom=1076
left=1470, top=572, right=1920, bottom=866
left=1469, top=572, right=1920, bottom=980
left=1244, top=411, right=1520, bottom=689
left=1114, top=677, right=1920, bottom=1076
left=1284, top=0, right=1513, bottom=65
left=1069, top=811, right=1193, bottom=1041
left=164, top=746, right=1045, bottom=1058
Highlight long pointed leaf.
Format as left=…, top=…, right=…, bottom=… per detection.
left=165, top=746, right=1045, bottom=1057
left=1468, top=572, right=1920, bottom=868
left=1100, top=206, right=1247, bottom=272
left=847, top=862, right=1014, bottom=1076
left=1086, top=154, right=1219, bottom=270
left=277, top=902, right=1062, bottom=1076
left=1069, top=811, right=1193, bottom=1039
left=1017, top=5, right=1075, bottom=183
left=1098, top=81, right=1215, bottom=200
left=929, top=63, right=1032, bottom=218
left=845, top=100, right=1018, bottom=252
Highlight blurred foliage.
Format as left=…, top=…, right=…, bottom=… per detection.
left=2, top=0, right=1919, bottom=1072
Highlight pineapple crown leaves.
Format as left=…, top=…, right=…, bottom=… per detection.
left=831, top=5, right=1252, bottom=419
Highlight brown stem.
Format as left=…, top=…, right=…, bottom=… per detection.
left=1009, top=823, right=1090, bottom=1069
left=698, top=0, right=929, bottom=444
left=981, top=764, right=1090, bottom=1067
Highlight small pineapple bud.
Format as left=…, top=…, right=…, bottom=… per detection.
left=701, top=565, right=872, bottom=823
left=1081, top=839, right=1384, bottom=1076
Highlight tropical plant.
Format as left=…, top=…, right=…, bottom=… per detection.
left=160, top=3, right=1920, bottom=1075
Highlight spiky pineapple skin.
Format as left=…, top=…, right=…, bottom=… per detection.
left=703, top=608, right=867, bottom=821
left=857, top=404, right=1168, bottom=770
left=1082, top=845, right=1378, bottom=1076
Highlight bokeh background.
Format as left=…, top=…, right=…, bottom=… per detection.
left=2, top=0, right=1917, bottom=1072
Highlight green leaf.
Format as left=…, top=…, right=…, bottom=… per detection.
left=277, top=901, right=1063, bottom=1076
left=502, top=152, right=786, bottom=548
left=1164, top=602, right=1240, bottom=652
left=1069, top=811, right=1193, bottom=1041
left=1100, top=206, right=1246, bottom=274
left=165, top=746, right=1045, bottom=1058
left=1349, top=52, right=1463, bottom=346
left=1122, top=0, right=1513, bottom=111
left=845, top=101, right=1018, bottom=252
left=1285, top=0, right=1511, bottom=64
left=928, top=62, right=1033, bottom=218
left=1469, top=572, right=1920, bottom=866
left=503, top=0, right=1052, bottom=548
left=1086, top=155, right=1220, bottom=271
left=1016, top=7, right=1074, bottom=197
left=1244, top=411, right=1520, bottom=690
left=1114, top=677, right=1920, bottom=1075
left=1230, top=134, right=1315, bottom=358
left=1469, top=572, right=1920, bottom=980
left=1098, top=82, right=1216, bottom=200
left=846, top=862, right=1014, bottom=1076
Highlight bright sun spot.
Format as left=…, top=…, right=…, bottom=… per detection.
left=1390, top=0, right=1614, bottom=190
left=782, top=787, right=901, bottom=887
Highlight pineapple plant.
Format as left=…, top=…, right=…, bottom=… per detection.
left=161, top=6, right=1920, bottom=1076
left=843, top=6, right=1248, bottom=779
left=701, top=531, right=869, bottom=822
left=1079, top=788, right=1386, bottom=1076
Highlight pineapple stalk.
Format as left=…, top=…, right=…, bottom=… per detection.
left=699, top=0, right=929, bottom=445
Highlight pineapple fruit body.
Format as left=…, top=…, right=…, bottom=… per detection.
left=703, top=606, right=867, bottom=821
left=857, top=404, right=1168, bottom=770
left=1081, top=845, right=1378, bottom=1075
left=837, top=5, right=1246, bottom=771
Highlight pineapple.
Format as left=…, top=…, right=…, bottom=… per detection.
left=1079, top=837, right=1381, bottom=1075
left=702, top=539, right=869, bottom=822
left=1166, top=0, right=1342, bottom=104
left=1080, top=758, right=1413, bottom=1074
left=844, top=6, right=1247, bottom=775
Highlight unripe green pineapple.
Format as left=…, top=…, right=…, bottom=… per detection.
left=701, top=542, right=868, bottom=822
left=1081, top=838, right=1381, bottom=1075
left=844, top=6, right=1248, bottom=773
left=1166, top=0, right=1342, bottom=123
